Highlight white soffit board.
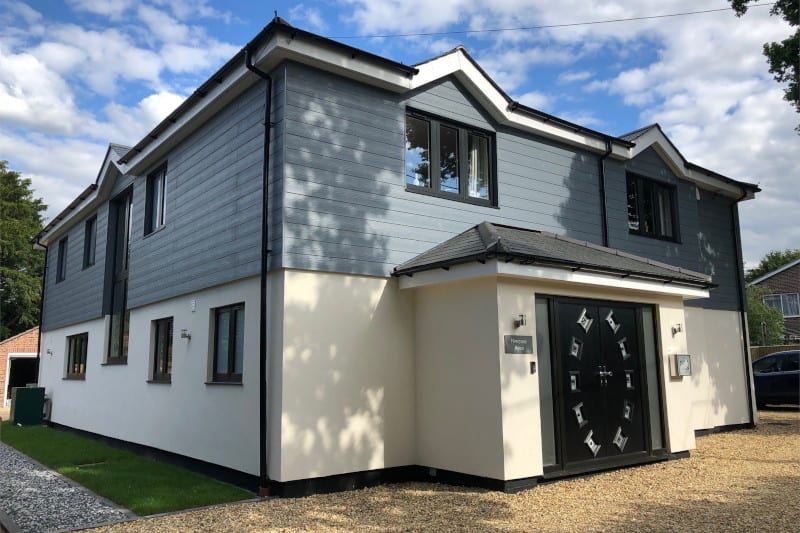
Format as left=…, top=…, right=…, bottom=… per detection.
left=398, top=260, right=710, bottom=300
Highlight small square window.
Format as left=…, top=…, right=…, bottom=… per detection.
left=145, top=165, right=167, bottom=235
left=56, top=237, right=68, bottom=282
left=83, top=215, right=97, bottom=268
left=626, top=173, right=679, bottom=241
left=66, top=333, right=88, bottom=379
left=151, top=317, right=173, bottom=382
left=212, top=303, right=244, bottom=383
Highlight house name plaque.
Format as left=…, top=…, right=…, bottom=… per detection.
left=504, top=335, right=534, bottom=354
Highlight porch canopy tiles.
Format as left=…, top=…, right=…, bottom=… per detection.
left=393, top=221, right=714, bottom=297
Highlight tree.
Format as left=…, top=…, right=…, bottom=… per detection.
left=0, top=161, right=47, bottom=340
left=746, top=285, right=785, bottom=345
left=730, top=0, right=799, bottom=128
left=745, top=248, right=800, bottom=282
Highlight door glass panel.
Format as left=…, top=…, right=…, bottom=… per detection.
left=641, top=307, right=663, bottom=449
left=536, top=298, right=557, bottom=467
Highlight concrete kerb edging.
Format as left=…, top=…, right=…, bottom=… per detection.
left=0, top=506, right=23, bottom=533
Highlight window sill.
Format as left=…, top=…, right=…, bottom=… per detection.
left=143, top=225, right=167, bottom=239
left=146, top=379, right=171, bottom=385
left=405, top=185, right=498, bottom=209
left=101, top=358, right=128, bottom=366
left=204, top=381, right=243, bottom=386
left=627, top=230, right=681, bottom=244
left=63, top=376, right=85, bottom=381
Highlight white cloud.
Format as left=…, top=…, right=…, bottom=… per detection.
left=66, top=0, right=137, bottom=20
left=289, top=4, right=329, bottom=33
left=559, top=70, right=592, bottom=83
left=516, top=90, right=552, bottom=110
left=100, top=91, right=187, bottom=144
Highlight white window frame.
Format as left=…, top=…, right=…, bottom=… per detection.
left=763, top=292, right=800, bottom=318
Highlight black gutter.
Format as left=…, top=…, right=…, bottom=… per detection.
left=244, top=47, right=273, bottom=496
left=598, top=139, right=613, bottom=247
left=731, top=191, right=756, bottom=426
left=36, top=184, right=97, bottom=242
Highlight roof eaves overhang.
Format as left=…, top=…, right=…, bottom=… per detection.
left=393, top=250, right=716, bottom=291
left=396, top=257, right=712, bottom=300
left=626, top=125, right=760, bottom=200
left=118, top=19, right=417, bottom=175
left=411, top=48, right=632, bottom=157
left=36, top=144, right=125, bottom=246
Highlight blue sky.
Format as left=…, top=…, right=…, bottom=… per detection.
left=1, top=0, right=796, bottom=266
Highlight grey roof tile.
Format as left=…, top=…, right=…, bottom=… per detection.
left=393, top=221, right=713, bottom=287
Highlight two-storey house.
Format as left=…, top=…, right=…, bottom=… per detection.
left=35, top=18, right=759, bottom=496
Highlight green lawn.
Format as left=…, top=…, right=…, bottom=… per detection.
left=0, top=422, right=254, bottom=515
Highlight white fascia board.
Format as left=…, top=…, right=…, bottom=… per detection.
left=398, top=260, right=710, bottom=300
left=39, top=157, right=119, bottom=246
left=123, top=34, right=412, bottom=176
left=413, top=51, right=613, bottom=154
left=629, top=128, right=744, bottom=198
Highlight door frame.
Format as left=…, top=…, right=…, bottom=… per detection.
left=540, top=294, right=669, bottom=478
left=3, top=352, right=38, bottom=408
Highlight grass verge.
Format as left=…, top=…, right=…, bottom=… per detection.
left=0, top=422, right=253, bottom=516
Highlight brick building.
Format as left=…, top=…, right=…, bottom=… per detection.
left=750, top=258, right=800, bottom=341
left=0, top=327, right=39, bottom=408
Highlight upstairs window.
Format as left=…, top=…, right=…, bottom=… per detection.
left=66, top=333, right=88, bottom=379
left=145, top=165, right=167, bottom=235
left=56, top=237, right=68, bottom=282
left=405, top=111, right=494, bottom=205
left=626, top=174, right=679, bottom=241
left=763, top=293, right=800, bottom=318
left=83, top=215, right=96, bottom=268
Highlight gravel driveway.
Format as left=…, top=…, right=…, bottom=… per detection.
left=94, top=409, right=799, bottom=532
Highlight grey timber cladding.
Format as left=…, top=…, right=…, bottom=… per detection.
left=281, top=63, right=742, bottom=311
left=41, top=205, right=109, bottom=330
left=280, top=62, right=603, bottom=277
left=604, top=148, right=741, bottom=311
left=127, top=76, right=284, bottom=309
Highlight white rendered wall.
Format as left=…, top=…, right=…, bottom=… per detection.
left=414, top=277, right=506, bottom=480
left=38, top=276, right=262, bottom=475
left=275, top=270, right=415, bottom=482
left=685, top=307, right=752, bottom=430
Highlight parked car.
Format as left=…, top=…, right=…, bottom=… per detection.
left=752, top=350, right=800, bottom=408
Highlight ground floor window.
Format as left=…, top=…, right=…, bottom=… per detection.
left=66, top=333, right=88, bottom=379
left=212, top=303, right=244, bottom=383
left=151, top=317, right=173, bottom=383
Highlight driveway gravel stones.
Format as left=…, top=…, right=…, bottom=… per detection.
left=80, top=410, right=800, bottom=531
left=0, top=442, right=134, bottom=533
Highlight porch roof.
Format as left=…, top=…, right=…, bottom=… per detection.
left=393, top=222, right=715, bottom=289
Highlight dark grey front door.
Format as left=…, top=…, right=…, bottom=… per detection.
left=555, top=299, right=648, bottom=466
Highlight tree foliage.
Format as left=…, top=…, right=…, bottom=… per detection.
left=0, top=161, right=47, bottom=340
left=745, top=248, right=800, bottom=282
left=730, top=0, right=800, bottom=128
left=746, top=285, right=785, bottom=345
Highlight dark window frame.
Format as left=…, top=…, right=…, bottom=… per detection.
left=144, top=164, right=167, bottom=236
left=626, top=173, right=680, bottom=242
left=212, top=303, right=244, bottom=383
left=107, top=190, right=132, bottom=364
left=151, top=317, right=174, bottom=383
left=404, top=109, right=497, bottom=207
left=83, top=215, right=97, bottom=269
left=66, top=332, right=88, bottom=380
left=56, top=237, right=68, bottom=282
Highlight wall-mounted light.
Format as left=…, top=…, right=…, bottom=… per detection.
left=180, top=329, right=191, bottom=340
left=672, top=323, right=682, bottom=336
left=514, top=314, right=527, bottom=328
